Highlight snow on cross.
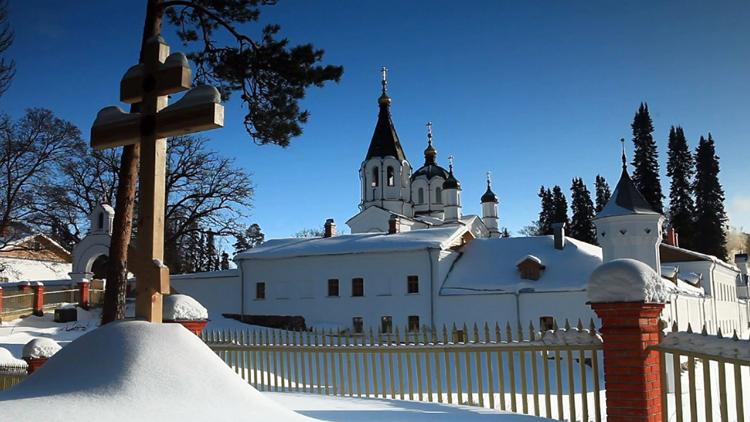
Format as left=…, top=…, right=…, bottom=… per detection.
left=90, top=35, right=224, bottom=323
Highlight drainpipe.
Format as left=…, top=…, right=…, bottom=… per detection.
left=428, top=248, right=437, bottom=329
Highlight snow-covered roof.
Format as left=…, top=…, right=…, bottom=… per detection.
left=660, top=243, right=739, bottom=271
left=236, top=226, right=468, bottom=261
left=0, top=233, right=71, bottom=257
left=441, top=236, right=603, bottom=294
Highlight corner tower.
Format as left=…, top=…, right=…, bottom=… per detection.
left=594, top=142, right=664, bottom=275
left=359, top=67, right=413, bottom=217
left=411, top=122, right=450, bottom=217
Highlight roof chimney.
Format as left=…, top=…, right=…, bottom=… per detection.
left=388, top=215, right=399, bottom=234
left=665, top=227, right=679, bottom=247
left=324, top=219, right=336, bottom=238
left=552, top=222, right=566, bottom=250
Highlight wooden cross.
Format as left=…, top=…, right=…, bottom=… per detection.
left=90, top=36, right=224, bottom=322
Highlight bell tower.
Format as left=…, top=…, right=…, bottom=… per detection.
left=359, top=67, right=413, bottom=217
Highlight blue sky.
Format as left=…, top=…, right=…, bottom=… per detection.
left=3, top=1, right=749, bottom=243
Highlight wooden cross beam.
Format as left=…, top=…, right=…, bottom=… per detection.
left=90, top=36, right=224, bottom=322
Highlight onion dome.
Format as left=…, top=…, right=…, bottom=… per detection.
left=481, top=174, right=498, bottom=203
left=442, top=158, right=461, bottom=190
left=412, top=122, right=450, bottom=180
left=365, top=67, right=406, bottom=161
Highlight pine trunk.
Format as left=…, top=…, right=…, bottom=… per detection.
left=101, top=0, right=164, bottom=325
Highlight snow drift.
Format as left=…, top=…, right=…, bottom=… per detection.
left=587, top=258, right=669, bottom=303
left=0, top=321, right=314, bottom=422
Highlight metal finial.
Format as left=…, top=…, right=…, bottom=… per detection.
left=448, top=154, right=454, bottom=171
left=620, top=138, right=627, bottom=171
left=381, top=66, right=388, bottom=94
left=486, top=171, right=492, bottom=187
left=426, top=121, right=433, bottom=144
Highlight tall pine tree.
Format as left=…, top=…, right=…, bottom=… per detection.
left=550, top=185, right=570, bottom=228
left=631, top=103, right=664, bottom=213
left=570, top=178, right=596, bottom=244
left=537, top=186, right=554, bottom=235
left=594, top=175, right=611, bottom=213
left=693, top=134, right=728, bottom=260
left=666, top=126, right=696, bottom=248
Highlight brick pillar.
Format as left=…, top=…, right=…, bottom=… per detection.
left=32, top=282, right=44, bottom=317
left=0, top=285, right=3, bottom=315
left=18, top=281, right=31, bottom=293
left=78, top=280, right=90, bottom=310
left=592, top=302, right=665, bottom=422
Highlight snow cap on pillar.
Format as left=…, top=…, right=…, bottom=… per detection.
left=588, top=258, right=670, bottom=304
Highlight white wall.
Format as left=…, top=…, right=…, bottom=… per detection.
left=240, top=250, right=435, bottom=332
left=171, top=269, right=241, bottom=318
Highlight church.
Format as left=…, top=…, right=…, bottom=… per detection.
left=67, top=71, right=750, bottom=338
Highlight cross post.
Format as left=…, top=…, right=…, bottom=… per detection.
left=91, top=36, right=224, bottom=322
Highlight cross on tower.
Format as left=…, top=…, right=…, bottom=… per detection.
left=91, top=36, right=224, bottom=322
left=381, top=66, right=388, bottom=92
left=448, top=154, right=454, bottom=170
left=486, top=171, right=492, bottom=186
left=426, top=121, right=432, bottom=142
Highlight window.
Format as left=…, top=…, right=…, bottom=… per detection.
left=407, top=275, right=419, bottom=294
left=408, top=315, right=420, bottom=332
left=353, top=317, right=364, bottom=334
left=352, top=278, right=364, bottom=297
left=435, top=187, right=442, bottom=203
left=328, top=279, right=339, bottom=297
left=417, top=188, right=424, bottom=204
left=381, top=316, right=393, bottom=333
left=387, top=166, right=395, bottom=186
left=540, top=316, right=554, bottom=332
left=371, top=167, right=379, bottom=187
left=255, top=282, right=266, bottom=300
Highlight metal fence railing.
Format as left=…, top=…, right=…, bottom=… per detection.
left=654, top=323, right=750, bottom=422
left=204, top=319, right=605, bottom=421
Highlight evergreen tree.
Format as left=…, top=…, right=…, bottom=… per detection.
left=234, top=223, right=264, bottom=253
left=569, top=178, right=596, bottom=244
left=550, top=185, right=570, bottom=228
left=537, top=186, right=554, bottom=235
left=666, top=126, right=696, bottom=248
left=206, top=231, right=219, bottom=271
left=220, top=252, right=230, bottom=270
left=693, top=134, right=728, bottom=260
left=500, top=227, right=511, bottom=238
left=630, top=103, right=664, bottom=213
left=594, top=175, right=611, bottom=213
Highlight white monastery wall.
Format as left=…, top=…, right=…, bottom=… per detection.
left=171, top=269, right=241, bottom=318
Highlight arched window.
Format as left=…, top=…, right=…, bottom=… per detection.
left=98, top=212, right=104, bottom=230
left=435, top=187, right=442, bottom=203
left=386, top=166, right=395, bottom=186
left=371, top=167, right=379, bottom=187
left=418, top=188, right=424, bottom=204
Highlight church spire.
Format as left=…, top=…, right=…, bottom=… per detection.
left=365, top=66, right=406, bottom=161
left=621, top=137, right=627, bottom=172
left=597, top=139, right=657, bottom=218
left=424, top=121, right=437, bottom=165
left=481, top=171, right=498, bottom=203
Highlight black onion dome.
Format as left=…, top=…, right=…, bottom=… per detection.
left=442, top=168, right=460, bottom=190
left=412, top=163, right=450, bottom=181
left=481, top=182, right=498, bottom=203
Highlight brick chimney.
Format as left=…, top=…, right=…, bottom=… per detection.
left=324, top=218, right=336, bottom=238
left=552, top=222, right=566, bottom=250
left=388, top=215, right=399, bottom=234
left=665, top=227, right=679, bottom=247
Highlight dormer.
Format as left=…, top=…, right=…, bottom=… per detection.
left=516, top=255, right=545, bottom=281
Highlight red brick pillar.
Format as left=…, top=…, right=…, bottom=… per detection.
left=78, top=280, right=90, bottom=310
left=591, top=302, right=665, bottom=422
left=18, top=281, right=31, bottom=293
left=0, top=285, right=4, bottom=315
left=32, top=282, right=44, bottom=317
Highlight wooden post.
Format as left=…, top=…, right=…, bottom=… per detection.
left=32, top=282, right=44, bottom=317
left=90, top=36, right=223, bottom=322
left=591, top=302, right=665, bottom=422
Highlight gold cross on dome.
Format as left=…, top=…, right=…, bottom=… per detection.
left=426, top=121, right=432, bottom=141
left=90, top=36, right=224, bottom=323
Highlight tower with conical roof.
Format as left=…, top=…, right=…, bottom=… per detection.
left=359, top=67, right=413, bottom=217
left=442, top=156, right=462, bottom=222
left=481, top=172, right=501, bottom=237
left=594, top=140, right=664, bottom=274
left=411, top=122, right=450, bottom=217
